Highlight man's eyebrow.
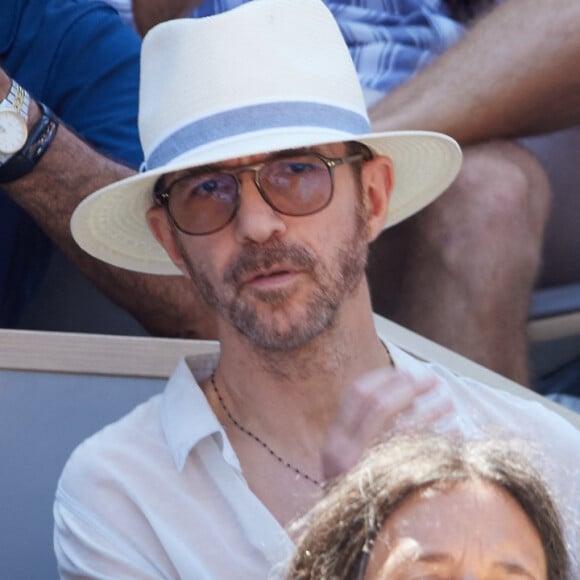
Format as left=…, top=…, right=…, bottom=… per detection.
left=187, top=147, right=325, bottom=174
left=270, top=146, right=320, bottom=157
left=161, top=145, right=335, bottom=186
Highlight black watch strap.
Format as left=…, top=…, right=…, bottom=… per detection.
left=0, top=102, right=59, bottom=184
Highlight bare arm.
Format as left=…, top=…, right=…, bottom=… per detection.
left=0, top=72, right=217, bottom=339
left=369, top=0, right=580, bottom=143
left=132, top=0, right=205, bottom=36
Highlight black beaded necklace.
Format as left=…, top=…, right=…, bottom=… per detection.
left=210, top=372, right=324, bottom=488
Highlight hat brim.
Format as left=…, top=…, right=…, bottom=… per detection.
left=71, top=129, right=462, bottom=275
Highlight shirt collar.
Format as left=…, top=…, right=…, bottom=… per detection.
left=160, top=349, right=241, bottom=473
left=160, top=336, right=435, bottom=473
left=385, top=339, right=434, bottom=378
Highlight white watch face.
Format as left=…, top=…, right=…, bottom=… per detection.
left=0, top=110, right=28, bottom=154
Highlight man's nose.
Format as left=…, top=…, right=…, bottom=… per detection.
left=233, top=172, right=287, bottom=244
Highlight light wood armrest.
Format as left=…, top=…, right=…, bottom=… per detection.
left=1, top=319, right=577, bottom=429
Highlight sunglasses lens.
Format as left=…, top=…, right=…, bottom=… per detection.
left=168, top=173, right=238, bottom=235
left=260, top=155, right=331, bottom=215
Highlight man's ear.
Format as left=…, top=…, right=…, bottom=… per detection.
left=361, top=155, right=393, bottom=242
left=146, top=206, right=189, bottom=275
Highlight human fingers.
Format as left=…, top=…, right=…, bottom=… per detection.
left=322, top=369, right=437, bottom=478
left=334, top=368, right=436, bottom=440
left=394, top=386, right=457, bottom=434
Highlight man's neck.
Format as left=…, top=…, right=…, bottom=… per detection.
left=210, top=287, right=389, bottom=448
left=200, top=286, right=391, bottom=525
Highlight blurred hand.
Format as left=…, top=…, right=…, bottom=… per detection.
left=321, top=367, right=456, bottom=480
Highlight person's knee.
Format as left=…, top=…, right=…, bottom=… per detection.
left=458, top=141, right=551, bottom=237
left=416, top=140, right=551, bottom=271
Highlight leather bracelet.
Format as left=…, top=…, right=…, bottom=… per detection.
left=0, top=102, right=59, bottom=184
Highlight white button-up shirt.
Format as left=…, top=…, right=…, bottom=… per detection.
left=54, top=340, right=580, bottom=578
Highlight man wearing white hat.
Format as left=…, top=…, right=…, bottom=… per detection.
left=54, top=0, right=580, bottom=577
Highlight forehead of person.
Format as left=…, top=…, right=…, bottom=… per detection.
left=365, top=480, right=547, bottom=580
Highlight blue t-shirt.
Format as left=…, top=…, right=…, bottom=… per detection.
left=0, top=0, right=142, bottom=325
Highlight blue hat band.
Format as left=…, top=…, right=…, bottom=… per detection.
left=145, top=101, right=370, bottom=171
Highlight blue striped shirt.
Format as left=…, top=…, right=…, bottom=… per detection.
left=191, top=0, right=466, bottom=101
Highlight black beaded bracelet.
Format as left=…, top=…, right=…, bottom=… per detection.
left=0, top=102, right=59, bottom=184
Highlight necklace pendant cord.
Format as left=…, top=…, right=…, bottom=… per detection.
left=210, top=372, right=324, bottom=488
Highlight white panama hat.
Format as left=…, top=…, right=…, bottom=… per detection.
left=71, top=0, right=462, bottom=275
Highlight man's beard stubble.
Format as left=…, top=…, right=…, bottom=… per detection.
left=174, top=208, right=369, bottom=352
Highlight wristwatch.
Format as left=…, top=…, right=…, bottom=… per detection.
left=0, top=101, right=59, bottom=184
left=0, top=80, right=30, bottom=165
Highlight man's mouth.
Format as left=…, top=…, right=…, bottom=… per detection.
left=239, top=267, right=306, bottom=291
left=251, top=268, right=292, bottom=281
left=225, top=242, right=316, bottom=289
